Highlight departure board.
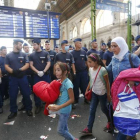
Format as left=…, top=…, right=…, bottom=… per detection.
left=25, top=12, right=48, bottom=38
left=0, top=9, right=24, bottom=38
left=0, top=6, right=60, bottom=39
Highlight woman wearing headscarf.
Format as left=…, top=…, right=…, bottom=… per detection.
left=107, top=37, right=140, bottom=140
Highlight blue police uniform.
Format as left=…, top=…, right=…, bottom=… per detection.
left=71, top=38, right=88, bottom=103
left=5, top=51, right=32, bottom=113
left=55, top=52, right=74, bottom=68
left=47, top=50, right=56, bottom=81
left=82, top=47, right=88, bottom=52
left=103, top=50, right=113, bottom=66
left=0, top=55, right=9, bottom=105
left=29, top=48, right=51, bottom=107
left=55, top=40, right=74, bottom=68
left=87, top=39, right=100, bottom=56
left=99, top=43, right=106, bottom=59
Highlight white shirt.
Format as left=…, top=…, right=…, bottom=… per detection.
left=89, top=67, right=106, bottom=95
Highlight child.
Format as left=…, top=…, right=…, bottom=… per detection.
left=81, top=53, right=111, bottom=135
left=50, top=62, right=78, bottom=140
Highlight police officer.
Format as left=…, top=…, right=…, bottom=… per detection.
left=103, top=41, right=113, bottom=66
left=5, top=39, right=32, bottom=119
left=0, top=46, right=9, bottom=103
left=132, top=35, right=140, bottom=58
left=71, top=38, right=89, bottom=106
left=55, top=40, right=76, bottom=74
left=87, top=39, right=100, bottom=56
left=45, top=40, right=56, bottom=81
left=29, top=39, right=51, bottom=114
left=18, top=43, right=34, bottom=111
left=99, top=43, right=107, bottom=60
left=54, top=46, right=59, bottom=54
left=82, top=44, right=88, bottom=52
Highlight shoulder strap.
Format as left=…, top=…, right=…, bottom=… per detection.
left=91, top=66, right=101, bottom=89
left=129, top=54, right=134, bottom=68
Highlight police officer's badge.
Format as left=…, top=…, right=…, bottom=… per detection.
left=42, top=60, right=44, bottom=63
left=20, top=60, right=22, bottom=63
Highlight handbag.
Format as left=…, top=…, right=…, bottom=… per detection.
left=85, top=66, right=101, bottom=101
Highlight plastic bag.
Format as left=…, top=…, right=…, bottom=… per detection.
left=113, top=85, right=140, bottom=136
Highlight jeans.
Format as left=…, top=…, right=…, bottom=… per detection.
left=57, top=113, right=75, bottom=140
left=116, top=132, right=127, bottom=140
left=87, top=92, right=110, bottom=131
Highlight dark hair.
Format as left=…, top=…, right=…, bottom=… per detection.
left=88, top=53, right=105, bottom=67
left=54, top=62, right=72, bottom=80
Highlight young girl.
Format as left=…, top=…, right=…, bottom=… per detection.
left=50, top=62, right=78, bottom=140
left=81, top=53, right=111, bottom=135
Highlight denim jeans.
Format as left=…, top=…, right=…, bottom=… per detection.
left=116, top=132, right=127, bottom=140
left=57, top=113, right=75, bottom=140
left=87, top=92, right=110, bottom=131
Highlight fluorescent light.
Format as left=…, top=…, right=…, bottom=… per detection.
left=14, top=0, right=41, bottom=10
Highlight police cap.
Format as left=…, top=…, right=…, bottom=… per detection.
left=73, top=38, right=82, bottom=43
left=61, top=40, right=68, bottom=45
left=23, top=43, right=29, bottom=47
left=91, top=39, right=97, bottom=43
left=135, top=35, right=140, bottom=42
left=45, top=40, right=50, bottom=43
left=55, top=46, right=58, bottom=48
left=32, top=39, right=41, bottom=44
left=102, top=43, right=106, bottom=46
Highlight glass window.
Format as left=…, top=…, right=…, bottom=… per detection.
left=99, top=11, right=113, bottom=28
left=73, top=27, right=77, bottom=38
left=84, top=19, right=91, bottom=34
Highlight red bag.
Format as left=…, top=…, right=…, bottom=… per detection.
left=85, top=66, right=101, bottom=101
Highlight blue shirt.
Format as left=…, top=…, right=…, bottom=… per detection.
left=29, top=51, right=50, bottom=71
left=82, top=47, right=88, bottom=52
left=56, top=78, right=73, bottom=113
left=99, top=50, right=106, bottom=60
left=46, top=50, right=56, bottom=69
left=71, top=50, right=87, bottom=72
left=103, top=50, right=113, bottom=66
left=107, top=53, right=140, bottom=80
left=87, top=49, right=100, bottom=56
left=132, top=45, right=140, bottom=58
left=5, top=51, right=29, bottom=70
left=0, top=56, right=7, bottom=74
left=55, top=52, right=74, bottom=67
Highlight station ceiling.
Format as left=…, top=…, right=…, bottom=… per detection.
left=37, top=0, right=90, bottom=23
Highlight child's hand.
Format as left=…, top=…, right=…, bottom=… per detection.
left=50, top=105, right=61, bottom=111
left=107, top=94, right=112, bottom=102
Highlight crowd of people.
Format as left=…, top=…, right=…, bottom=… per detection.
left=0, top=35, right=140, bottom=140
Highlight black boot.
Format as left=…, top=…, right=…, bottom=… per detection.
left=8, top=112, right=17, bottom=119
left=35, top=106, right=42, bottom=114
left=26, top=110, right=33, bottom=116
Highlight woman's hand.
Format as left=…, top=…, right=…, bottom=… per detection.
left=128, top=81, right=135, bottom=88
left=107, top=94, right=112, bottom=102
